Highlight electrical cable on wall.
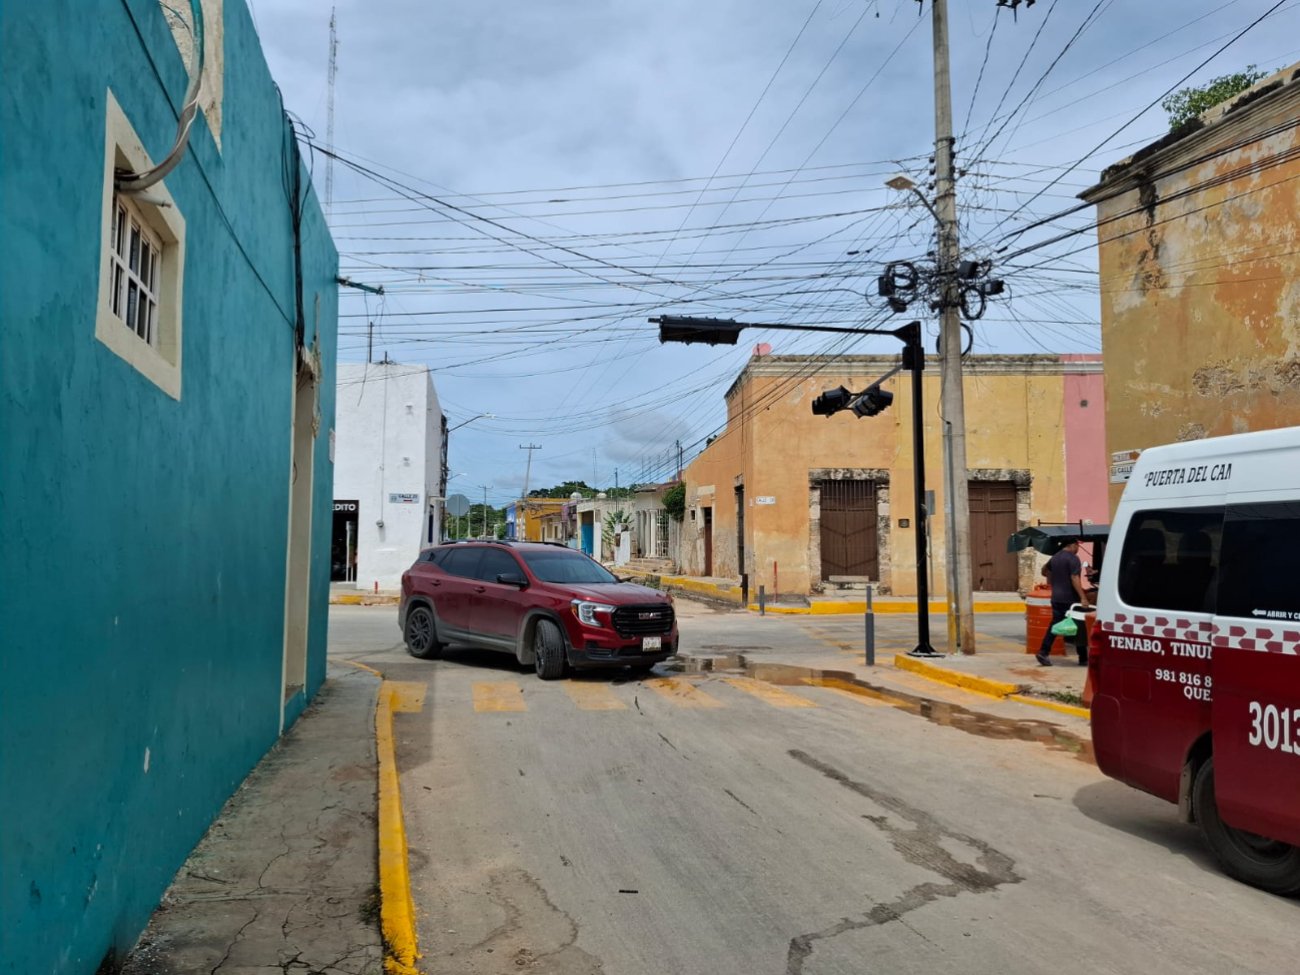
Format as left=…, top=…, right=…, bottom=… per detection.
left=117, top=0, right=205, bottom=193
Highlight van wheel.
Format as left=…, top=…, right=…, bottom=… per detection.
left=1193, top=757, right=1300, bottom=895
left=533, top=619, right=567, bottom=681
left=404, top=605, right=442, bottom=660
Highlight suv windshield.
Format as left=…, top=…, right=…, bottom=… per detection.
left=519, top=549, right=618, bottom=584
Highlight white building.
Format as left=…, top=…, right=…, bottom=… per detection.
left=333, top=362, right=444, bottom=590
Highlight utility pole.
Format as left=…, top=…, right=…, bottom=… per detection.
left=519, top=443, right=542, bottom=499
left=325, top=6, right=338, bottom=220
left=930, top=0, right=976, bottom=654
left=367, top=320, right=373, bottom=364
left=479, top=485, right=492, bottom=538
left=676, top=439, right=683, bottom=481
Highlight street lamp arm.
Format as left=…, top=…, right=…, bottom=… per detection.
left=447, top=413, right=495, bottom=432
left=906, top=186, right=942, bottom=225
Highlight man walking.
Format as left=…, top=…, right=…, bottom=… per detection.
left=1036, top=538, right=1090, bottom=666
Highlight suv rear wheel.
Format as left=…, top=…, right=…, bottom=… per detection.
left=404, top=604, right=443, bottom=660
left=1193, top=757, right=1300, bottom=895
left=533, top=619, right=567, bottom=681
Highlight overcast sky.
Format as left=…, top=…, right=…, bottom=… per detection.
left=250, top=0, right=1300, bottom=505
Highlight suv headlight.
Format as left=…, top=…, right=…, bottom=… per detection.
left=572, top=600, right=615, bottom=627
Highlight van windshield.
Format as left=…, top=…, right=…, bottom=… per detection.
left=520, top=550, right=618, bottom=584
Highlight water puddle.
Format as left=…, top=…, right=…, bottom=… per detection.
left=673, top=654, right=1094, bottom=762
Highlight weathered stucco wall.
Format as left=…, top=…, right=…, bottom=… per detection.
left=1085, top=73, right=1300, bottom=510
left=0, top=1, right=337, bottom=970
left=677, top=354, right=1105, bottom=596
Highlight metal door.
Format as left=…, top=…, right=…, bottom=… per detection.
left=819, top=480, right=878, bottom=579
left=968, top=480, right=1019, bottom=591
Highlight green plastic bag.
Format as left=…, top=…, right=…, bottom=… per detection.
left=1051, top=617, right=1079, bottom=637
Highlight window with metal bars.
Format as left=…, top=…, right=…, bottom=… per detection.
left=107, top=195, right=162, bottom=347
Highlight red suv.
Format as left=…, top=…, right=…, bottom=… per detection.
left=399, top=541, right=678, bottom=679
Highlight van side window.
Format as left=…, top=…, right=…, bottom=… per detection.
left=1216, top=501, right=1300, bottom=621
left=1117, top=508, right=1223, bottom=614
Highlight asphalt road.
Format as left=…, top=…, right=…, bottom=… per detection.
left=330, top=604, right=1297, bottom=975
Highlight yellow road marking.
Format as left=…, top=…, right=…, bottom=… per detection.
left=563, top=681, right=628, bottom=711
left=472, top=681, right=527, bottom=712
left=720, top=676, right=817, bottom=708
left=644, top=677, right=724, bottom=708
left=376, top=682, right=423, bottom=975
left=340, top=658, right=384, bottom=678
left=802, top=676, right=896, bottom=707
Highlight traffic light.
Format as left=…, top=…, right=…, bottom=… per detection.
left=812, top=383, right=894, bottom=419
left=654, top=316, right=743, bottom=346
left=850, top=384, right=894, bottom=417
left=811, top=386, right=853, bottom=417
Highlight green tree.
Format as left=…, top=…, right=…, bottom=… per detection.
left=601, top=509, right=629, bottom=551
left=1161, top=65, right=1269, bottom=129
left=661, top=482, right=686, bottom=522
left=528, top=481, right=594, bottom=499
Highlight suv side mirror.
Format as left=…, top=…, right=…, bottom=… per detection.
left=497, top=572, right=528, bottom=588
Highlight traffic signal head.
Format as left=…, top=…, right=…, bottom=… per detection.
left=850, top=384, right=894, bottom=417
left=655, top=315, right=743, bottom=345
left=811, top=386, right=853, bottom=417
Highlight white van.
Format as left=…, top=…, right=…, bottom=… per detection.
left=1089, top=426, right=1300, bottom=894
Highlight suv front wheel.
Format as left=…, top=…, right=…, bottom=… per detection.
left=404, top=604, right=443, bottom=660
left=533, top=619, right=567, bottom=680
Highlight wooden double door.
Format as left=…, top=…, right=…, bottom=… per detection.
left=819, top=480, right=878, bottom=580
left=968, top=480, right=1019, bottom=591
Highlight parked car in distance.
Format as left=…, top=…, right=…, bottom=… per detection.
left=399, top=540, right=678, bottom=679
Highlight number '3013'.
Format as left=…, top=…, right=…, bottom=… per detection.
left=1248, top=702, right=1300, bottom=754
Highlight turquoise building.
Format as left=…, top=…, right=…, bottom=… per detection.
left=0, top=1, right=338, bottom=970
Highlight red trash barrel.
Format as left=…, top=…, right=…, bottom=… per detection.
left=1024, top=584, right=1061, bottom=655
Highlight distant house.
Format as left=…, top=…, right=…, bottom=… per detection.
left=333, top=362, right=444, bottom=589
left=576, top=494, right=628, bottom=561
left=0, top=2, right=337, bottom=971
left=515, top=497, right=568, bottom=542
left=677, top=353, right=1107, bottom=597
left=1080, top=63, right=1300, bottom=509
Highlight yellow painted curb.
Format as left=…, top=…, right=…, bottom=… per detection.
left=331, top=594, right=401, bottom=606
left=376, top=681, right=427, bottom=975
left=1008, top=694, right=1091, bottom=719
left=744, top=600, right=1025, bottom=615
left=892, top=654, right=1021, bottom=699
left=660, top=576, right=743, bottom=603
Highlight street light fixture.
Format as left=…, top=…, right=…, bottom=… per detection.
left=886, top=174, right=941, bottom=224
left=653, top=314, right=940, bottom=658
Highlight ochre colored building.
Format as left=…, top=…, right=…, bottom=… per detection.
left=515, top=498, right=568, bottom=541
left=677, top=353, right=1107, bottom=598
left=1081, top=64, right=1300, bottom=509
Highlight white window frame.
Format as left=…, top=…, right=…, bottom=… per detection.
left=96, top=90, right=186, bottom=400
left=107, top=195, right=164, bottom=347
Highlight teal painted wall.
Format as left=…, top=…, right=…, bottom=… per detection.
left=0, top=1, right=337, bottom=971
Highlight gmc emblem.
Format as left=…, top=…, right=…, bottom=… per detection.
left=638, top=611, right=660, bottom=620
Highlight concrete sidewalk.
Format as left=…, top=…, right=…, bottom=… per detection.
left=671, top=600, right=1094, bottom=755
left=121, top=665, right=384, bottom=975
left=653, top=572, right=1026, bottom=614
left=331, top=581, right=400, bottom=606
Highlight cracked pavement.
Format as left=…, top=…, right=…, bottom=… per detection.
left=339, top=603, right=1297, bottom=975
left=120, top=666, right=384, bottom=975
